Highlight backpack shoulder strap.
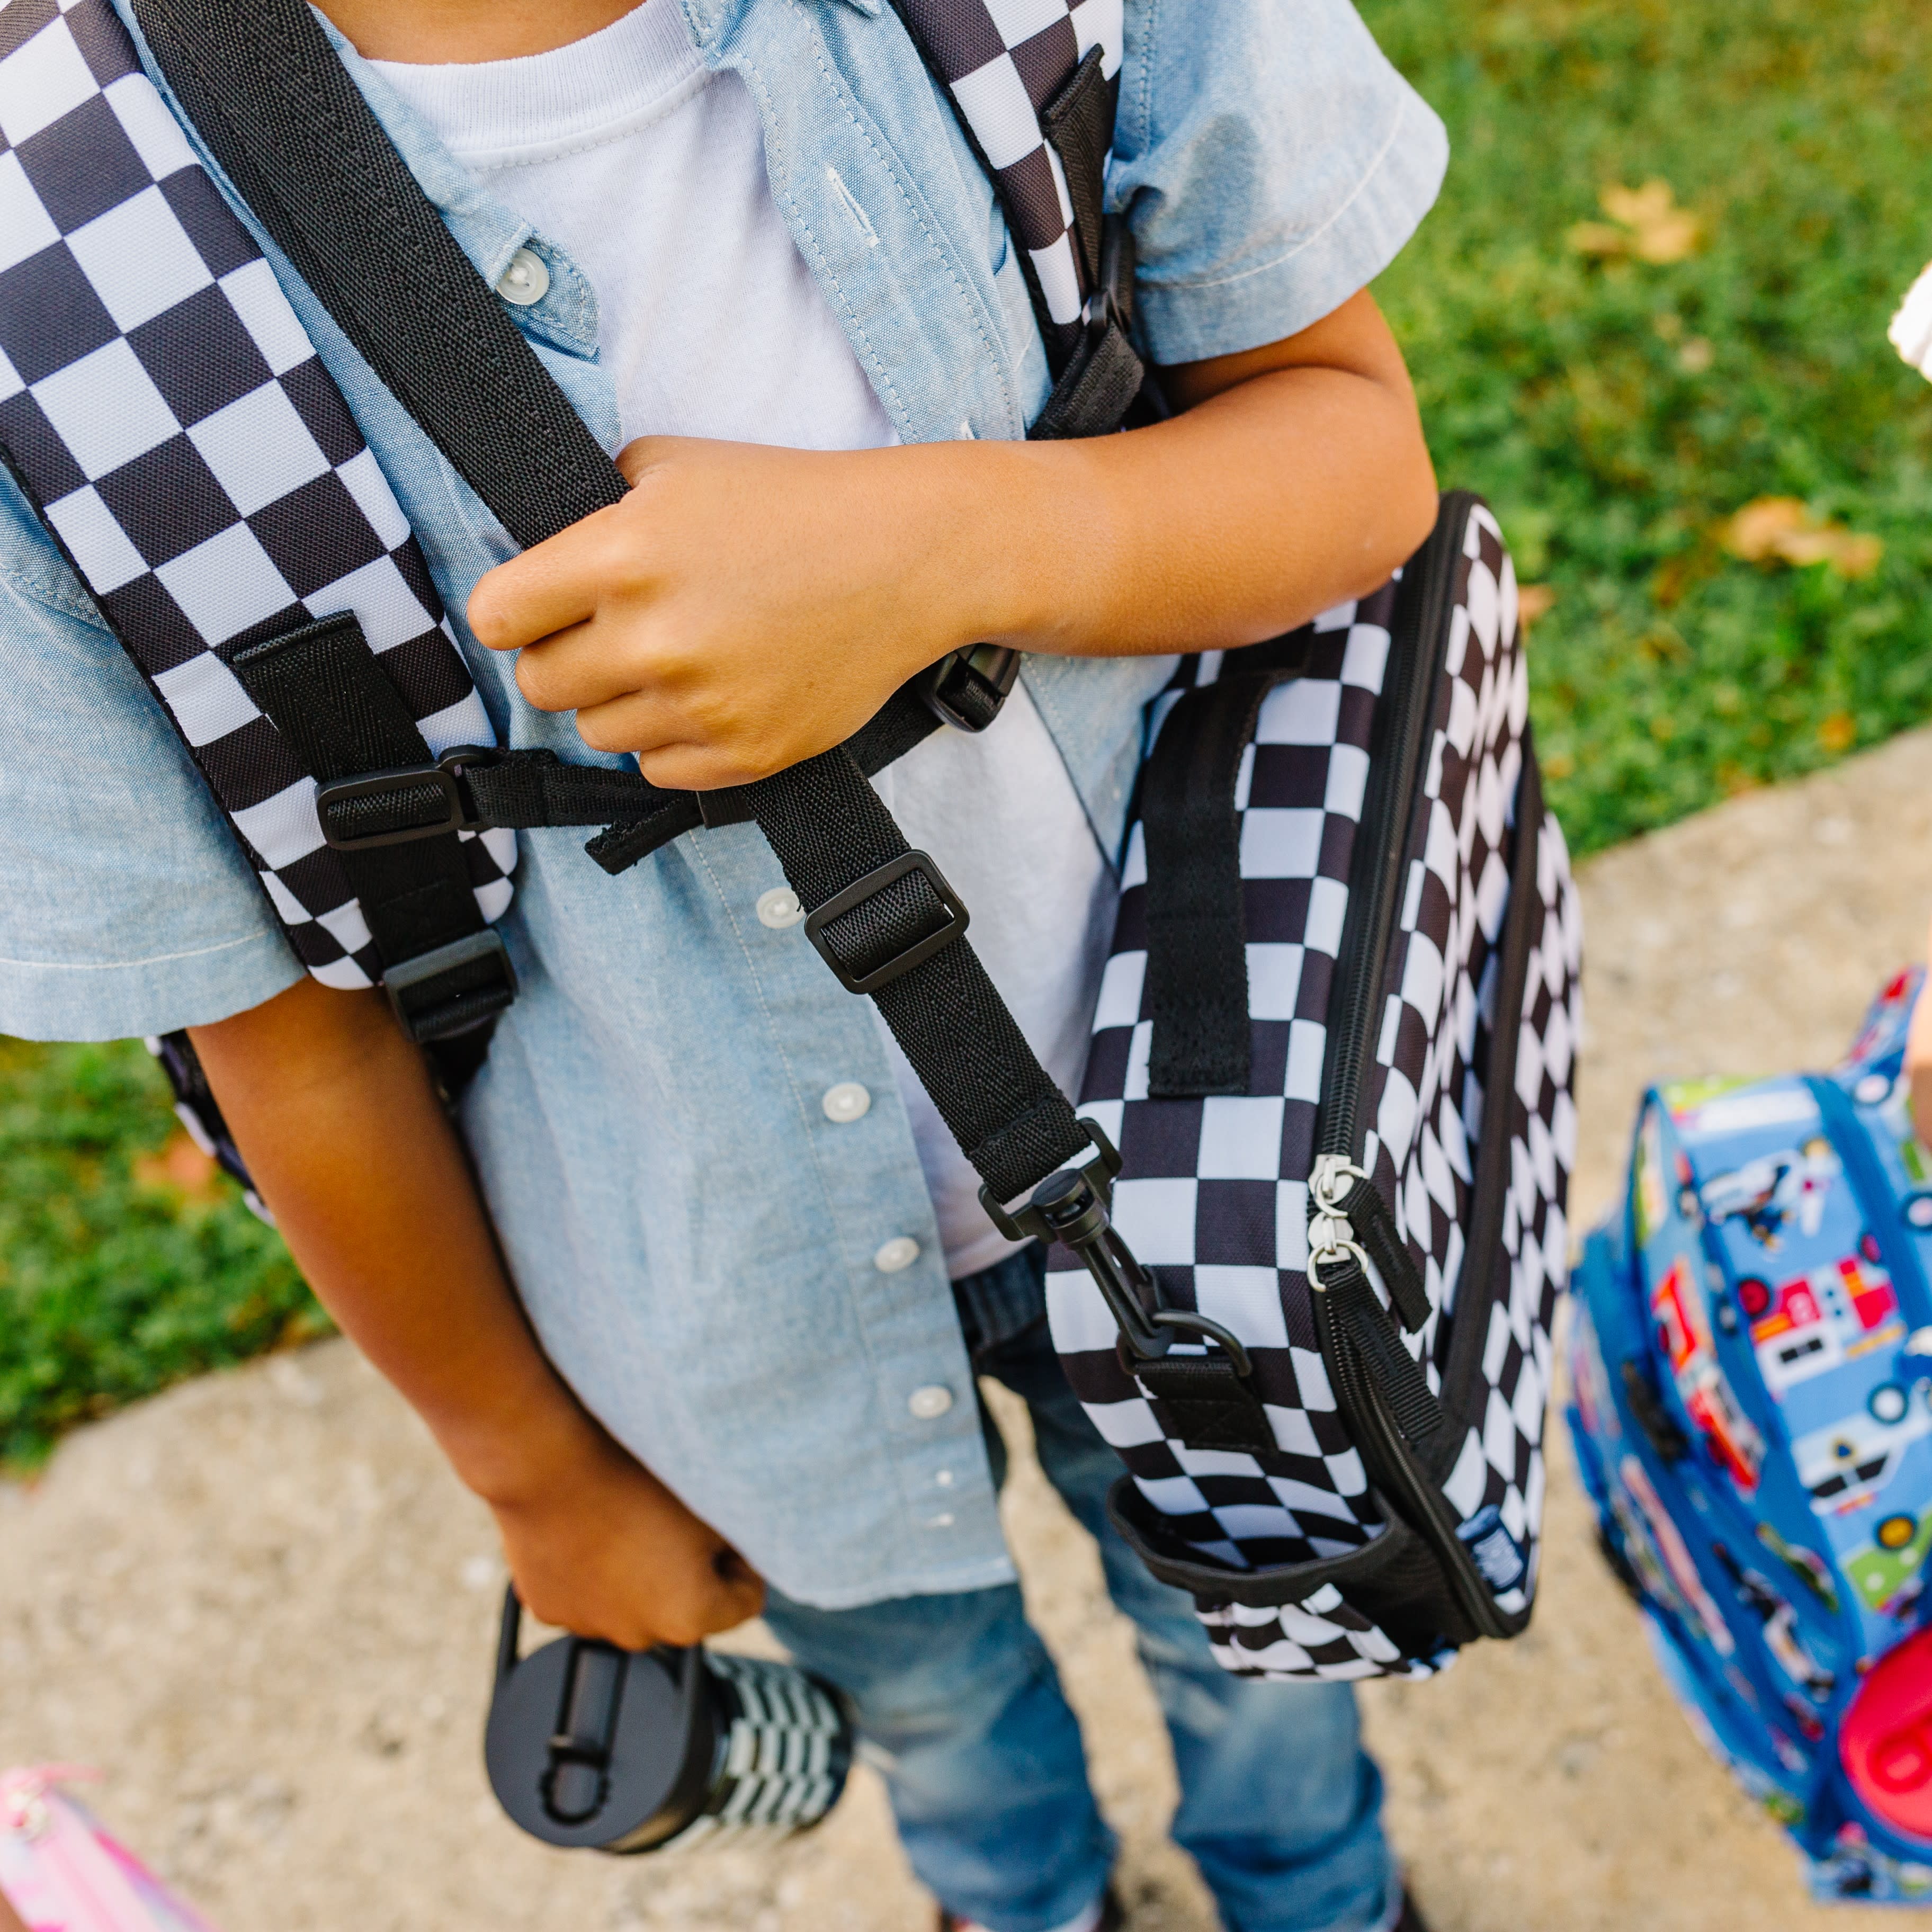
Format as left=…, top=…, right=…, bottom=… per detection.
left=135, top=0, right=623, bottom=551
left=887, top=0, right=1151, bottom=440
left=0, top=0, right=525, bottom=1042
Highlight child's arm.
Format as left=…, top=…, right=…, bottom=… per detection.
left=1912, top=914, right=1932, bottom=1135
left=469, top=288, right=1438, bottom=790
left=187, top=977, right=765, bottom=1649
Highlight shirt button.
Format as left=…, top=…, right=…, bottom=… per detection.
left=908, top=1384, right=953, bottom=1420
left=822, top=1082, right=871, bottom=1123
left=757, top=887, right=804, bottom=929
left=497, top=247, right=550, bottom=306
left=873, top=1236, right=920, bottom=1273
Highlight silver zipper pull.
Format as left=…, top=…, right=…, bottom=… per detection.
left=1310, top=1154, right=1371, bottom=1214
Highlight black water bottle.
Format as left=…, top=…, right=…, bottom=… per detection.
left=485, top=1589, right=854, bottom=1854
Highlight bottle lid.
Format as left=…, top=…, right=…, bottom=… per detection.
left=485, top=1591, right=715, bottom=1852
left=1840, top=1625, right=1932, bottom=1841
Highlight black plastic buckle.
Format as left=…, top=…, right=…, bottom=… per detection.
left=981, top=1116, right=1253, bottom=1372
left=803, top=851, right=969, bottom=995
left=915, top=645, right=1021, bottom=734
left=383, top=927, right=517, bottom=1043
left=317, top=746, right=494, bottom=852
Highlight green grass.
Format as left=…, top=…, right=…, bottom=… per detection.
left=8, top=0, right=1932, bottom=1459
left=0, top=1040, right=329, bottom=1470
left=1364, top=0, right=1932, bottom=854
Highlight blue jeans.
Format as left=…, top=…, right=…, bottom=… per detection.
left=763, top=1246, right=1394, bottom=1932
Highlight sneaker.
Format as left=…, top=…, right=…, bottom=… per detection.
left=937, top=1888, right=1124, bottom=1932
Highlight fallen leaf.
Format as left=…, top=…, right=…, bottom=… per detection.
left=1722, top=497, right=1811, bottom=561
left=1569, top=181, right=1706, bottom=264
left=1632, top=210, right=1704, bottom=264
left=1818, top=712, right=1857, bottom=754
left=1516, top=583, right=1557, bottom=631
left=1720, top=498, right=1883, bottom=577
left=132, top=1130, right=222, bottom=1200
left=1600, top=181, right=1678, bottom=229
left=1792, top=529, right=1883, bottom=578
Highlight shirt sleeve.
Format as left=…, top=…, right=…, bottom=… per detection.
left=1112, top=0, right=1450, bottom=366
left=0, top=471, right=302, bottom=1042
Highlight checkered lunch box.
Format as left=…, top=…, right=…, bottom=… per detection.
left=1042, top=494, right=1582, bottom=1680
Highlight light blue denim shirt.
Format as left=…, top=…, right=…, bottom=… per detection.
left=0, top=0, right=1445, bottom=1605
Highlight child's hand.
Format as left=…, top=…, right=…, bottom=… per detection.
left=487, top=1427, right=766, bottom=1650
left=468, top=436, right=1018, bottom=791
left=1911, top=916, right=1932, bottom=1137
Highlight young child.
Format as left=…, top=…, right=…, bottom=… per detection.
left=0, top=0, right=1448, bottom=1926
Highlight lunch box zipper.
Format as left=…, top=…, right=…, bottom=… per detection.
left=1305, top=493, right=1533, bottom=1643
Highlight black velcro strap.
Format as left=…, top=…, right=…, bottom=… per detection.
left=1433, top=737, right=1548, bottom=1443
left=1140, top=673, right=1278, bottom=1097
left=741, top=748, right=1089, bottom=1205
left=135, top=0, right=628, bottom=551
left=1131, top=1353, right=1274, bottom=1453
left=230, top=613, right=511, bottom=1041
left=1040, top=47, right=1111, bottom=293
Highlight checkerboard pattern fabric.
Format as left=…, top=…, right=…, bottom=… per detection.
left=1362, top=508, right=1580, bottom=1634
left=1048, top=505, right=1581, bottom=1681
left=657, top=1652, right=852, bottom=1854
left=0, top=0, right=515, bottom=989
left=896, top=0, right=1122, bottom=369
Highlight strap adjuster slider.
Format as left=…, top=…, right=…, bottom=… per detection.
left=803, top=851, right=969, bottom=995
left=317, top=747, right=495, bottom=851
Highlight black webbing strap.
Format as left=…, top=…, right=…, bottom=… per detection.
left=1138, top=637, right=1314, bottom=1097
left=139, top=0, right=1096, bottom=1208
left=230, top=614, right=515, bottom=1042
left=741, top=749, right=1089, bottom=1204
left=1141, top=673, right=1276, bottom=1097
left=133, top=0, right=626, bottom=551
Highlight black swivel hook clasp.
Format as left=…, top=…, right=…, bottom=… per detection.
left=980, top=1117, right=1251, bottom=1372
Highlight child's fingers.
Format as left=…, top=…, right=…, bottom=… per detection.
left=467, top=503, right=635, bottom=652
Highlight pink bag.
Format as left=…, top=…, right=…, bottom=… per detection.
left=0, top=1770, right=219, bottom=1932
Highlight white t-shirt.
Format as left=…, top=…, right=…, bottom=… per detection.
left=372, top=0, right=1114, bottom=1277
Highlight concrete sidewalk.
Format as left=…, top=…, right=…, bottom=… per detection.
left=3, top=726, right=1929, bottom=1932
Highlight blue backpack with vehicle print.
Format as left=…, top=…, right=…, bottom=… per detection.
left=1569, top=968, right=1932, bottom=1904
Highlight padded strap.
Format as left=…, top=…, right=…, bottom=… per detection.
left=887, top=0, right=1147, bottom=429
left=134, top=0, right=628, bottom=550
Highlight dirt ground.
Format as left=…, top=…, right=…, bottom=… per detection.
left=3, top=724, right=1931, bottom=1932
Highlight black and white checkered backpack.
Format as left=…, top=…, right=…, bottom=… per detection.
left=0, top=0, right=1578, bottom=1684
